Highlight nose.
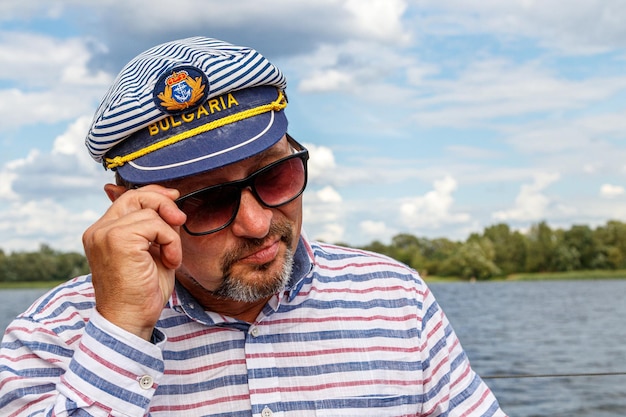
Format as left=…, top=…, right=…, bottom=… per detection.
left=230, top=188, right=272, bottom=239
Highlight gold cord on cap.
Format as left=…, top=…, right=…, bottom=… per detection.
left=105, top=90, right=287, bottom=170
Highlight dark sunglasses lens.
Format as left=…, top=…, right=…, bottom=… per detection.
left=177, top=186, right=239, bottom=234
left=255, top=157, right=305, bottom=206
left=176, top=152, right=307, bottom=235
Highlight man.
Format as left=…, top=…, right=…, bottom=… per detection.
left=0, top=37, right=507, bottom=416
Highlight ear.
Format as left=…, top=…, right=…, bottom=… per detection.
left=104, top=184, right=129, bottom=203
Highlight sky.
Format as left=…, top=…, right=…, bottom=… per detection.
left=1, top=0, right=625, bottom=254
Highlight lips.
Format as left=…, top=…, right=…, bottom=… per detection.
left=239, top=239, right=280, bottom=265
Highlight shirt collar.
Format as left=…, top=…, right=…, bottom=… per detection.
left=285, top=232, right=314, bottom=301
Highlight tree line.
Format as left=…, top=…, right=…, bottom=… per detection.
left=1, top=220, right=626, bottom=283
left=357, top=220, right=626, bottom=279
left=0, top=244, right=89, bottom=283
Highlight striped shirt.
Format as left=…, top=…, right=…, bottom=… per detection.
left=0, top=235, right=507, bottom=416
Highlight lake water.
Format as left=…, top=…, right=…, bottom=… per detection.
left=2, top=279, right=626, bottom=416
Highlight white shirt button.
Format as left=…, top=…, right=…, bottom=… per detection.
left=249, top=326, right=260, bottom=337
left=138, top=375, right=154, bottom=390
left=261, top=406, right=273, bottom=417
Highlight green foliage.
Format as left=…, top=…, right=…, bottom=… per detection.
left=482, top=223, right=526, bottom=275
left=0, top=244, right=89, bottom=283
left=356, top=220, right=626, bottom=280
left=438, top=237, right=501, bottom=280
left=593, top=220, right=626, bottom=269
left=524, top=221, right=557, bottom=272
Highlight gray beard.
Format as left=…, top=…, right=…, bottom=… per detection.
left=211, top=247, right=294, bottom=302
left=179, top=220, right=296, bottom=303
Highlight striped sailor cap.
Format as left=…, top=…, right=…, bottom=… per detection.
left=86, top=36, right=288, bottom=184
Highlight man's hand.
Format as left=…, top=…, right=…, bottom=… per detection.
left=82, top=185, right=187, bottom=341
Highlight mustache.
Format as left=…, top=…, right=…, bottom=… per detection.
left=220, top=220, right=293, bottom=274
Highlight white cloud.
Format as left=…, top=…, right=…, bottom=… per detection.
left=412, top=0, right=626, bottom=54
left=0, top=2, right=66, bottom=20
left=583, top=164, right=596, bottom=174
left=316, top=186, right=342, bottom=203
left=492, top=172, right=561, bottom=221
left=0, top=198, right=101, bottom=252
left=6, top=0, right=625, bottom=58
left=600, top=183, right=624, bottom=198
left=400, top=175, right=470, bottom=229
left=0, top=89, right=90, bottom=130
left=303, top=184, right=344, bottom=233
left=505, top=112, right=626, bottom=155
left=0, top=114, right=112, bottom=251
left=1, top=150, right=40, bottom=201
left=292, top=37, right=421, bottom=99
left=305, top=142, right=337, bottom=183
left=303, top=188, right=347, bottom=243
left=0, top=32, right=111, bottom=130
left=412, top=59, right=626, bottom=128
left=52, top=116, right=99, bottom=170
left=0, top=170, right=18, bottom=200
left=3, top=115, right=111, bottom=201
left=359, top=219, right=396, bottom=242
left=0, top=32, right=109, bottom=86
left=344, top=0, right=410, bottom=43
left=445, top=145, right=502, bottom=159
left=299, top=69, right=354, bottom=93
left=406, top=64, right=440, bottom=86
left=316, top=223, right=346, bottom=244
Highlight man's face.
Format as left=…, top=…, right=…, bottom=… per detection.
left=169, top=135, right=303, bottom=302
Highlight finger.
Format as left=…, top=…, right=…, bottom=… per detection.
left=101, top=211, right=183, bottom=267
left=105, top=186, right=186, bottom=227
left=146, top=225, right=184, bottom=270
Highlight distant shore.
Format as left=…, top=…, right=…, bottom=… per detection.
left=0, top=280, right=67, bottom=290
left=1, top=269, right=626, bottom=290
left=423, top=269, right=626, bottom=283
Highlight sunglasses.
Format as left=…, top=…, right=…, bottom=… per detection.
left=175, top=136, right=309, bottom=236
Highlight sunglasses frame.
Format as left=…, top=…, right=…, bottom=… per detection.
left=176, top=134, right=309, bottom=236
